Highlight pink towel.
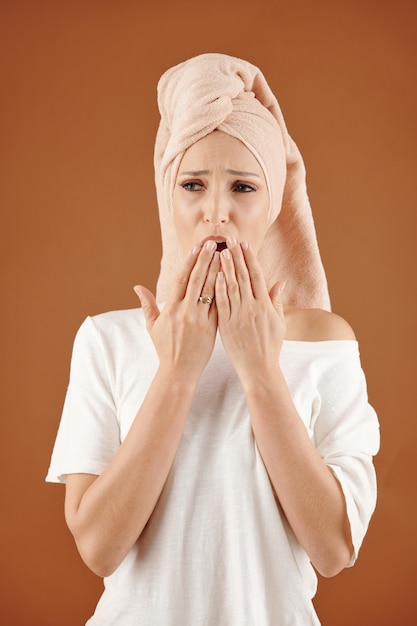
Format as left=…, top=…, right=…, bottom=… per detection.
left=154, top=53, right=330, bottom=310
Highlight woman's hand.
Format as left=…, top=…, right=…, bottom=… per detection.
left=66, top=242, right=221, bottom=578
left=134, top=241, right=219, bottom=384
left=215, top=237, right=286, bottom=386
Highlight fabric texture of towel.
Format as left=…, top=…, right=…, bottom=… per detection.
left=154, top=53, right=330, bottom=310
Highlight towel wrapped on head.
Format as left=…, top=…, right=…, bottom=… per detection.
left=154, top=52, right=330, bottom=310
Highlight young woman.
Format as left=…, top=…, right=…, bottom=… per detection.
left=47, top=53, right=379, bottom=625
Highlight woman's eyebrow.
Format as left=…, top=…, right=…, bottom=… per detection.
left=179, top=169, right=260, bottom=177
left=179, top=170, right=209, bottom=176
left=226, top=169, right=260, bottom=177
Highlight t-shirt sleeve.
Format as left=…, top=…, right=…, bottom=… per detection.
left=45, top=317, right=120, bottom=483
left=313, top=345, right=380, bottom=566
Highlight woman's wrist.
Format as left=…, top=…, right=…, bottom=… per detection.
left=239, top=364, right=287, bottom=399
left=154, top=363, right=201, bottom=397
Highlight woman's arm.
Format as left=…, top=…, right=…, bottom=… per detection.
left=215, top=239, right=354, bottom=577
left=65, top=242, right=220, bottom=578
left=65, top=369, right=198, bottom=578
left=242, top=361, right=354, bottom=578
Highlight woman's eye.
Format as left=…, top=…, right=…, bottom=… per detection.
left=234, top=183, right=256, bottom=193
left=182, top=181, right=203, bottom=191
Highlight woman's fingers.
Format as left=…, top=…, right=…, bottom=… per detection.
left=184, top=240, right=218, bottom=304
left=219, top=238, right=268, bottom=309
left=269, top=280, right=287, bottom=326
left=167, top=245, right=202, bottom=303
left=224, top=239, right=255, bottom=301
left=219, top=246, right=241, bottom=309
left=166, top=239, right=220, bottom=310
left=200, top=251, right=220, bottom=301
left=239, top=241, right=268, bottom=300
left=133, top=285, right=160, bottom=331
left=215, top=270, right=230, bottom=318
left=166, top=238, right=266, bottom=315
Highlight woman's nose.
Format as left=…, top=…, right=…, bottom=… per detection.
left=203, top=193, right=229, bottom=225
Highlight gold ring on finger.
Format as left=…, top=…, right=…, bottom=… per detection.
left=199, top=296, right=213, bottom=305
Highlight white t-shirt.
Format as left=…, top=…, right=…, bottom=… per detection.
left=46, top=308, right=380, bottom=626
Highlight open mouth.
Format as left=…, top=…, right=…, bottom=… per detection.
left=216, top=241, right=227, bottom=252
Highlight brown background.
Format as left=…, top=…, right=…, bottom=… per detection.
left=1, top=0, right=416, bottom=624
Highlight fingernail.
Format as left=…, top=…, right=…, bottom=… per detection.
left=191, top=245, right=200, bottom=256
left=222, top=248, right=231, bottom=260
left=278, top=280, right=287, bottom=295
left=227, top=236, right=237, bottom=248
left=213, top=251, right=220, bottom=262
left=204, top=240, right=216, bottom=252
left=241, top=241, right=249, bottom=250
left=217, top=271, right=224, bottom=281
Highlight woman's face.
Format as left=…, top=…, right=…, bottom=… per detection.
left=172, top=131, right=270, bottom=256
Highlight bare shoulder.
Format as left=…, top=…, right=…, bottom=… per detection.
left=284, top=306, right=356, bottom=342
